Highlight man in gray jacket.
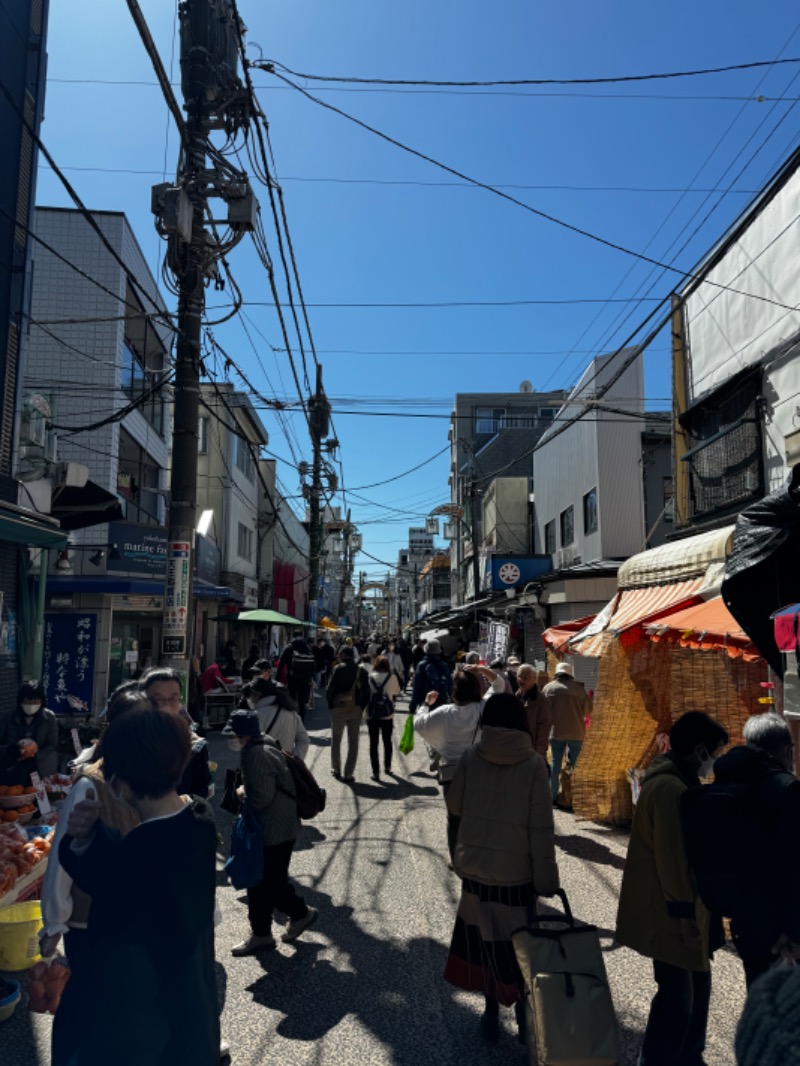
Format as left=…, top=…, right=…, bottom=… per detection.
left=541, top=662, right=590, bottom=802
left=226, top=711, right=318, bottom=955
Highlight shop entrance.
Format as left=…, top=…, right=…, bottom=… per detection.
left=109, top=613, right=160, bottom=692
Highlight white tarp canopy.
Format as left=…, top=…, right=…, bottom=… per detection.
left=617, top=525, right=734, bottom=590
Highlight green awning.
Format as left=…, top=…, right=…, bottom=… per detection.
left=0, top=505, right=67, bottom=548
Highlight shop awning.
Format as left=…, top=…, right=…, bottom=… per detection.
left=645, top=596, right=761, bottom=659
left=237, top=608, right=307, bottom=625
left=194, top=581, right=245, bottom=603
left=570, top=577, right=707, bottom=656
left=542, top=615, right=597, bottom=651
left=0, top=503, right=67, bottom=548
left=618, top=525, right=734, bottom=589
left=50, top=481, right=124, bottom=531
left=42, top=575, right=164, bottom=595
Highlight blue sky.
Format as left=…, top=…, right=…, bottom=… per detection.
left=28, top=0, right=800, bottom=580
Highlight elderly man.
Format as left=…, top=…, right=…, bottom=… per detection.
left=514, top=663, right=552, bottom=760
left=542, top=661, right=591, bottom=801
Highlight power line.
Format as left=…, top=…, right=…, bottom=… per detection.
left=264, top=56, right=800, bottom=88
left=263, top=70, right=800, bottom=315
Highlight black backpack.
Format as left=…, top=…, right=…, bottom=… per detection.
left=421, top=658, right=452, bottom=702
left=290, top=649, right=316, bottom=680
left=367, top=675, right=394, bottom=720
left=681, top=779, right=772, bottom=919
left=278, top=750, right=327, bottom=819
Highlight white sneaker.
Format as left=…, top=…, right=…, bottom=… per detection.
left=219, top=1037, right=231, bottom=1059
left=282, top=907, right=318, bottom=943
left=231, top=933, right=276, bottom=956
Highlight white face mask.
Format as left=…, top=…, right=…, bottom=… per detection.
left=21, top=703, right=41, bottom=717
left=226, top=738, right=244, bottom=752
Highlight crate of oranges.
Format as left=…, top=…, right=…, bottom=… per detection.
left=0, top=785, right=38, bottom=815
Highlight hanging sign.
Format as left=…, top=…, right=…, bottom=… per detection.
left=42, top=613, right=97, bottom=715
left=163, top=541, right=191, bottom=656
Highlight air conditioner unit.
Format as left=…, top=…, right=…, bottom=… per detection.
left=562, top=547, right=576, bottom=567
left=53, top=462, right=89, bottom=490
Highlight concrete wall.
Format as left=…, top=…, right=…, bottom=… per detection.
left=482, top=477, right=529, bottom=553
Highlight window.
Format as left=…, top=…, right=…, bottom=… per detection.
left=198, top=417, right=208, bottom=454
left=237, top=522, right=254, bottom=560
left=539, top=408, right=557, bottom=421
left=544, top=520, right=556, bottom=554
left=583, top=488, right=598, bottom=534
left=121, top=338, right=164, bottom=436
left=235, top=434, right=255, bottom=482
left=560, top=506, right=574, bottom=547
left=117, top=429, right=162, bottom=526
left=474, top=407, right=506, bottom=434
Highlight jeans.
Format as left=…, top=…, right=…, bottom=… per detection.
left=550, top=739, right=583, bottom=800
left=640, top=960, right=711, bottom=1066
left=441, top=779, right=461, bottom=860
left=331, top=706, right=362, bottom=777
left=247, top=839, right=307, bottom=936
left=367, top=717, right=393, bottom=775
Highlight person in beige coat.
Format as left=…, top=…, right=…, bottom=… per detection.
left=514, top=663, right=552, bottom=759
left=616, top=711, right=728, bottom=1066
left=541, top=661, right=591, bottom=802
left=444, top=693, right=559, bottom=1045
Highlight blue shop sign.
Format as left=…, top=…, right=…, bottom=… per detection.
left=42, top=612, right=97, bottom=715
left=107, top=521, right=167, bottom=576
left=486, top=556, right=553, bottom=591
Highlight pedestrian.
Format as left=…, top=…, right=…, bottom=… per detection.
left=58, top=708, right=220, bottom=1066
left=443, top=692, right=559, bottom=1044
left=408, top=639, right=453, bottom=713
left=411, top=638, right=426, bottom=669
left=385, top=642, right=405, bottom=689
left=240, top=642, right=260, bottom=679
left=414, top=666, right=506, bottom=859
left=506, top=655, right=521, bottom=691
left=616, top=710, right=729, bottom=1066
left=685, top=712, right=800, bottom=988
left=226, top=711, right=318, bottom=956
left=541, top=661, right=591, bottom=803
left=365, top=655, right=402, bottom=781
left=0, top=679, right=59, bottom=783
left=398, top=639, right=414, bottom=689
left=221, top=639, right=238, bottom=676
left=278, top=630, right=316, bottom=720
left=514, top=663, right=552, bottom=760
left=326, top=647, right=370, bottom=782
left=140, top=668, right=212, bottom=798
left=200, top=659, right=235, bottom=696
left=242, top=677, right=309, bottom=760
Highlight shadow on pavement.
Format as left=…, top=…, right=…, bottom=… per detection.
left=555, top=832, right=626, bottom=871
left=245, top=888, right=500, bottom=1063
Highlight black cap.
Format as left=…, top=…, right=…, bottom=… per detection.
left=227, top=711, right=261, bottom=737
left=249, top=659, right=272, bottom=675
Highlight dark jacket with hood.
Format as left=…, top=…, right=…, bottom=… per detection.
left=616, top=754, right=720, bottom=971
left=707, top=744, right=800, bottom=947
left=409, top=653, right=452, bottom=712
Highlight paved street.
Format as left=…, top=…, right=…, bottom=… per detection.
left=7, top=691, right=747, bottom=1065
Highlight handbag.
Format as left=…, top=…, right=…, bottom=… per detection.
left=512, top=889, right=619, bottom=1066
left=398, top=714, right=415, bottom=756
left=220, top=768, right=242, bottom=815
left=224, top=801, right=264, bottom=889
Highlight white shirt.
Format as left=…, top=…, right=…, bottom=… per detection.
left=413, top=675, right=505, bottom=769
left=252, top=697, right=309, bottom=761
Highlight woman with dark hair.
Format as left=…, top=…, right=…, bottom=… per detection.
left=57, top=708, right=219, bottom=1066
left=414, top=667, right=507, bottom=859
left=42, top=687, right=148, bottom=1061
left=365, top=654, right=402, bottom=781
left=0, top=679, right=59, bottom=783
left=443, top=692, right=559, bottom=1044
left=616, top=710, right=729, bottom=1066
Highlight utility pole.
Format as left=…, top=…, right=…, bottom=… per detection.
left=307, top=365, right=329, bottom=627
left=147, top=0, right=254, bottom=685
left=337, top=507, right=352, bottom=620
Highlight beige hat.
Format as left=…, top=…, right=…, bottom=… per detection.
left=507, top=656, right=521, bottom=666
left=554, top=661, right=574, bottom=677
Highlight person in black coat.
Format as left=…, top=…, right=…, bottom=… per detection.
left=57, top=709, right=219, bottom=1066
left=0, top=680, right=60, bottom=783
left=701, top=712, right=800, bottom=987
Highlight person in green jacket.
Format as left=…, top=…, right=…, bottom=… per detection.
left=616, top=711, right=728, bottom=1066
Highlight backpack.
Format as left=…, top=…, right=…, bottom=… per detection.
left=367, top=675, right=394, bottom=720
left=681, top=779, right=772, bottom=919
left=290, top=650, right=316, bottom=680
left=421, top=658, right=452, bottom=701
left=278, top=750, right=327, bottom=819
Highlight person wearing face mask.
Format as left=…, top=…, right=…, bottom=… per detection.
left=238, top=677, right=309, bottom=761
left=616, top=711, right=729, bottom=1066
left=226, top=710, right=318, bottom=956
left=0, top=679, right=60, bottom=783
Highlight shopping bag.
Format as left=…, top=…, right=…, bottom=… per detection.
left=398, top=714, right=415, bottom=756
left=512, top=889, right=619, bottom=1065
left=224, top=802, right=264, bottom=889
left=220, top=768, right=242, bottom=815
left=557, top=760, right=573, bottom=809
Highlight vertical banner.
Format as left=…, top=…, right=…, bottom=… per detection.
left=163, top=541, right=191, bottom=656
left=42, top=613, right=97, bottom=715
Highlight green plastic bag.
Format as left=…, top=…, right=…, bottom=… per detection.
left=399, top=713, right=415, bottom=756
